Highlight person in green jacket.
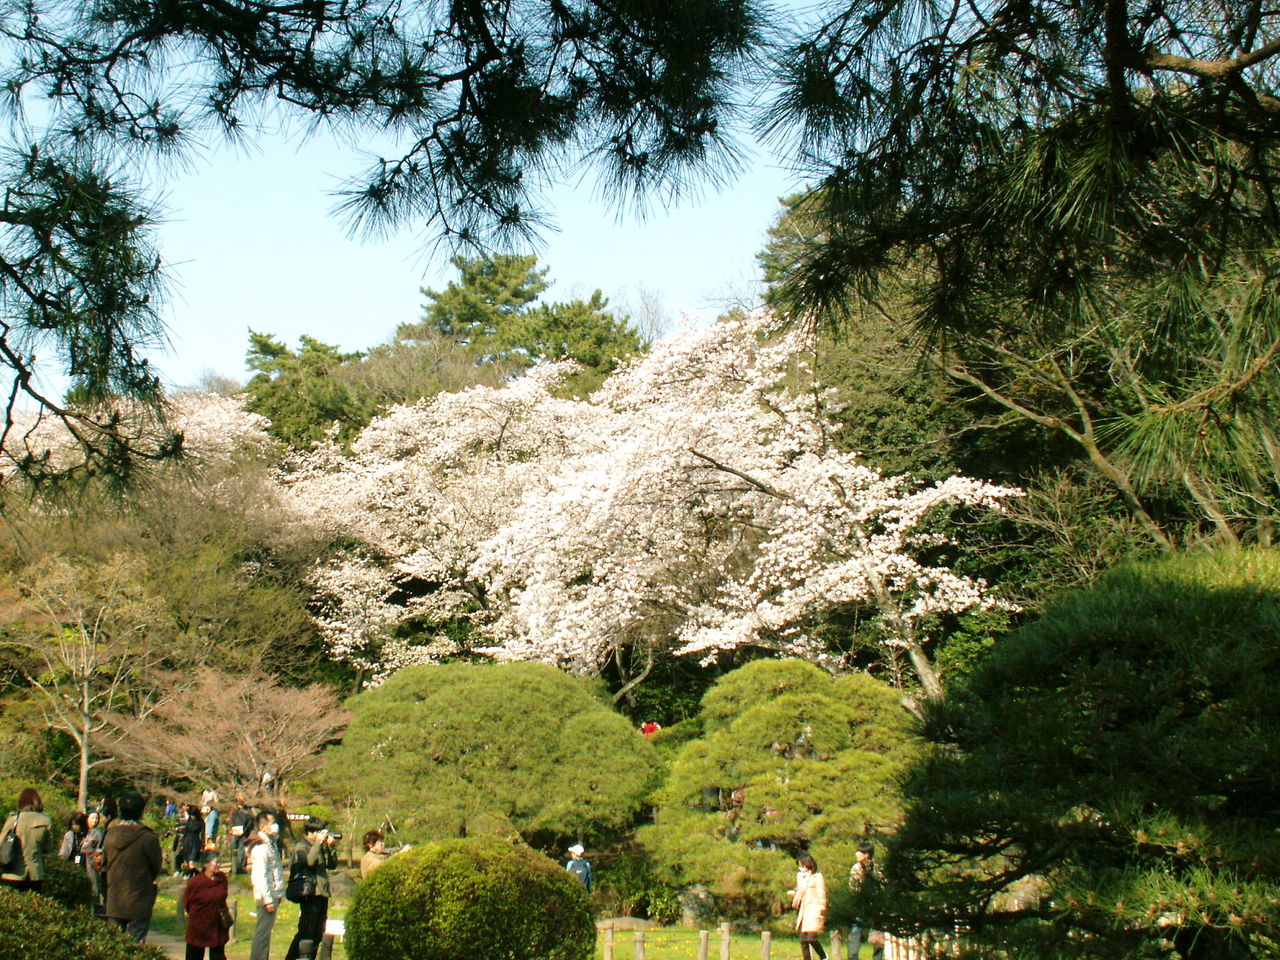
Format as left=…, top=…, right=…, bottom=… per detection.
left=0, top=787, right=54, bottom=892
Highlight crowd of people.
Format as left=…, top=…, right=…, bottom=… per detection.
left=0, top=785, right=391, bottom=960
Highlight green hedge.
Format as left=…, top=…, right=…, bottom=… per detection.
left=0, top=886, right=165, bottom=960
left=345, top=837, right=595, bottom=960
left=42, top=854, right=94, bottom=909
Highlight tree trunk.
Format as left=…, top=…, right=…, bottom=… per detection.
left=78, top=678, right=92, bottom=811
left=78, top=724, right=91, bottom=812
left=907, top=643, right=944, bottom=704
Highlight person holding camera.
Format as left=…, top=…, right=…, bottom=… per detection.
left=284, top=817, right=338, bottom=960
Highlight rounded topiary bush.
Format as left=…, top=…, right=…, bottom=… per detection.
left=41, top=853, right=94, bottom=908
left=346, top=837, right=595, bottom=960
left=0, top=886, right=165, bottom=960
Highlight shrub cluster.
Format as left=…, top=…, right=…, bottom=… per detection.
left=345, top=837, right=595, bottom=960
left=41, top=854, right=94, bottom=908
left=0, top=887, right=165, bottom=960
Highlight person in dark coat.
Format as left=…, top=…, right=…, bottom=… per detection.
left=177, top=804, right=206, bottom=876
left=183, top=850, right=231, bottom=960
left=284, top=817, right=338, bottom=960
left=102, top=790, right=163, bottom=943
left=228, top=796, right=255, bottom=874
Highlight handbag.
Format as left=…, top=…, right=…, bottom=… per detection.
left=218, top=903, right=234, bottom=930
left=0, top=817, right=21, bottom=871
left=286, top=869, right=316, bottom=902
left=286, top=847, right=317, bottom=902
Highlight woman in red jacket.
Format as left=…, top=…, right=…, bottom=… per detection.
left=182, top=851, right=230, bottom=960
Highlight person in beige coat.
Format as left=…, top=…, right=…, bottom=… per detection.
left=0, top=787, right=54, bottom=892
left=791, top=854, right=828, bottom=960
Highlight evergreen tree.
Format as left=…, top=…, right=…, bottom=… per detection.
left=640, top=659, right=920, bottom=919
left=762, top=1, right=1280, bottom=546
left=319, top=662, right=662, bottom=846
left=243, top=332, right=375, bottom=446
left=412, top=254, right=550, bottom=346
left=411, top=254, right=645, bottom=393
left=871, top=549, right=1280, bottom=960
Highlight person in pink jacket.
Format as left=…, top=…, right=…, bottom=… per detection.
left=791, top=854, right=828, bottom=960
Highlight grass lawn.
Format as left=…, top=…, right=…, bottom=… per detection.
left=152, top=874, right=351, bottom=960
left=598, top=930, right=872, bottom=960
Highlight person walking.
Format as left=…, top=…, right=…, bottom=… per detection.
left=182, top=850, right=231, bottom=960
left=201, top=787, right=221, bottom=847
left=248, top=811, right=286, bottom=960
left=83, top=809, right=106, bottom=905
left=847, top=843, right=884, bottom=960
left=0, top=787, right=54, bottom=892
left=792, top=854, right=828, bottom=960
left=284, top=817, right=338, bottom=960
left=177, top=804, right=206, bottom=876
left=102, top=790, right=163, bottom=943
left=564, top=844, right=593, bottom=892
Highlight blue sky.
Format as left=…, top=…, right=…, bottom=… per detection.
left=140, top=126, right=805, bottom=389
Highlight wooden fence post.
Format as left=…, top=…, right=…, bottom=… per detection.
left=604, top=927, right=614, bottom=960
left=761, top=930, right=771, bottom=960
left=635, top=929, right=646, bottom=960
left=698, top=929, right=710, bottom=960
left=720, top=922, right=732, bottom=960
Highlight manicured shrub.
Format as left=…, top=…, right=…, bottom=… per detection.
left=345, top=837, right=595, bottom=960
left=41, top=854, right=94, bottom=908
left=322, top=661, right=660, bottom=844
left=640, top=659, right=920, bottom=919
left=0, top=886, right=165, bottom=959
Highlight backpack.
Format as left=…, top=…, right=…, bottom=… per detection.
left=0, top=816, right=22, bottom=871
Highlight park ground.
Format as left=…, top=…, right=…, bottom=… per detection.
left=145, top=874, right=867, bottom=960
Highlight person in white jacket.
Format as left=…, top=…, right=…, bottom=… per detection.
left=791, top=854, right=828, bottom=960
left=248, top=811, right=286, bottom=960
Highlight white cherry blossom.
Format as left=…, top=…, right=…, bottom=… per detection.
left=281, top=310, right=1021, bottom=696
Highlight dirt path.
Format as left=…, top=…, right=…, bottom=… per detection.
left=145, top=931, right=188, bottom=960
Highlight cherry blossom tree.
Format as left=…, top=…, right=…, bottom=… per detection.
left=282, top=311, right=1020, bottom=701
left=1, top=391, right=274, bottom=487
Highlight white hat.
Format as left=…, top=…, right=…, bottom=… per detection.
left=568, top=844, right=585, bottom=855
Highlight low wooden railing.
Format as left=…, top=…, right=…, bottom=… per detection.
left=598, top=923, right=941, bottom=960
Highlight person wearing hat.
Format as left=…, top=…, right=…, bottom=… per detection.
left=564, top=844, right=592, bottom=892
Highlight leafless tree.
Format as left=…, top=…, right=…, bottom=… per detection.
left=0, top=555, right=169, bottom=809
left=106, top=668, right=350, bottom=801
